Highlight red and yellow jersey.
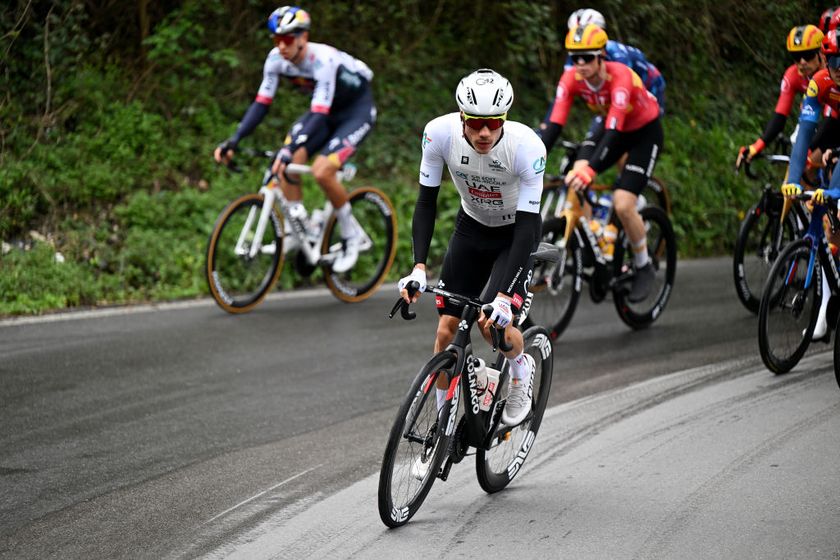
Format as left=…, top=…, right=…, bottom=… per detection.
left=799, top=68, right=840, bottom=124
left=548, top=61, right=660, bottom=132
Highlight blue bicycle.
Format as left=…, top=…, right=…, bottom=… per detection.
left=758, top=187, right=840, bottom=374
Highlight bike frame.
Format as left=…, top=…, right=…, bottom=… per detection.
left=797, top=202, right=840, bottom=296
left=237, top=163, right=371, bottom=267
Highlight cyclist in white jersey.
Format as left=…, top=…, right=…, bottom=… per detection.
left=214, top=6, right=376, bottom=272
left=398, top=69, right=546, bottom=429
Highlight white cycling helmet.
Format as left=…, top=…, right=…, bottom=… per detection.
left=567, top=8, right=606, bottom=31
left=455, top=69, right=514, bottom=116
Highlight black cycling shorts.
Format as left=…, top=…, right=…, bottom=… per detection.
left=436, top=210, right=536, bottom=318
left=578, top=118, right=664, bottom=196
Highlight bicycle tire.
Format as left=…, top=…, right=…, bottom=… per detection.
left=758, top=239, right=820, bottom=374
left=378, top=352, right=457, bottom=528
left=475, top=326, right=553, bottom=494
left=322, top=186, right=398, bottom=303
left=206, top=193, right=285, bottom=313
left=642, top=176, right=671, bottom=216
left=613, top=206, right=677, bottom=329
left=522, top=217, right=583, bottom=340
left=732, top=200, right=797, bottom=314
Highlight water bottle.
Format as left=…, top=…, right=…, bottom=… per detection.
left=480, top=366, right=500, bottom=411
left=603, top=223, right=618, bottom=261
left=473, top=358, right=488, bottom=395
left=589, top=220, right=607, bottom=253
left=593, top=192, right=612, bottom=223
left=287, top=203, right=309, bottom=237
left=340, top=162, right=357, bottom=182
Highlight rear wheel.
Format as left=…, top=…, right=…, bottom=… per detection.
left=475, top=326, right=553, bottom=493
left=522, top=217, right=582, bottom=339
left=758, top=239, right=819, bottom=374
left=322, top=186, right=397, bottom=303
left=733, top=195, right=796, bottom=314
left=205, top=193, right=285, bottom=313
left=613, top=206, right=677, bottom=329
left=378, top=352, right=457, bottom=528
left=641, top=176, right=671, bottom=215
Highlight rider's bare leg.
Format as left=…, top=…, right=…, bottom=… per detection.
left=279, top=147, right=309, bottom=202
left=613, top=189, right=648, bottom=266
left=311, top=155, right=349, bottom=208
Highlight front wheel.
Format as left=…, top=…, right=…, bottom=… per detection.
left=758, top=239, right=819, bottom=374
left=205, top=193, right=285, bottom=313
left=475, top=326, right=554, bottom=494
left=521, top=217, right=583, bottom=340
left=733, top=196, right=796, bottom=314
left=378, top=352, right=457, bottom=528
left=322, top=186, right=397, bottom=303
left=613, top=206, right=677, bottom=329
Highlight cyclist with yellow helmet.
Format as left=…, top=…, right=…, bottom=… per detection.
left=539, top=24, right=663, bottom=302
left=736, top=25, right=825, bottom=170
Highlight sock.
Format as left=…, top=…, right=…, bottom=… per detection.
left=508, top=353, right=530, bottom=381
left=632, top=238, right=650, bottom=269
left=436, top=388, right=447, bottom=411
left=335, top=203, right=358, bottom=239
left=817, top=271, right=830, bottom=330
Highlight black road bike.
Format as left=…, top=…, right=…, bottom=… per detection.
left=378, top=244, right=559, bottom=528
left=524, top=184, right=677, bottom=340
left=758, top=190, right=840, bottom=374
left=733, top=140, right=803, bottom=314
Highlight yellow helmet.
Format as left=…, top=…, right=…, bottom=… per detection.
left=786, top=25, right=823, bottom=52
left=565, top=23, right=608, bottom=52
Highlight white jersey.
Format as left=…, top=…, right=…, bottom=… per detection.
left=419, top=113, right=546, bottom=227
left=256, top=42, right=373, bottom=114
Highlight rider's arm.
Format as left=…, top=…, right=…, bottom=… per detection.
left=541, top=70, right=576, bottom=153
left=500, top=135, right=545, bottom=300
left=786, top=79, right=823, bottom=186
left=411, top=185, right=439, bottom=265
left=412, top=116, right=450, bottom=264
left=228, top=101, right=270, bottom=147
left=224, top=51, right=283, bottom=148
left=754, top=66, right=801, bottom=149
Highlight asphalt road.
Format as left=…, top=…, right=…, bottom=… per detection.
left=1, top=257, right=838, bottom=559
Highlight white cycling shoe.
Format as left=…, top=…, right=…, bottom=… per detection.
left=501, top=354, right=535, bottom=426
left=332, top=234, right=361, bottom=273
left=812, top=314, right=828, bottom=340
left=411, top=456, right=431, bottom=481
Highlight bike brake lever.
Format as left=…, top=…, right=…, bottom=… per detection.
left=226, top=160, right=242, bottom=174
left=481, top=304, right=513, bottom=352
left=388, top=298, right=416, bottom=320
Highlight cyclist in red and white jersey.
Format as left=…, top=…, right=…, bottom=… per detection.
left=398, top=69, right=545, bottom=428
left=539, top=23, right=663, bottom=302
left=214, top=6, right=376, bottom=272
left=736, top=25, right=825, bottom=171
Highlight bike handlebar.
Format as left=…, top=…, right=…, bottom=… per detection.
left=739, top=153, right=791, bottom=180
left=390, top=281, right=513, bottom=352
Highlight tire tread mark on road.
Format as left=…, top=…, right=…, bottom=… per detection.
left=635, top=399, right=840, bottom=559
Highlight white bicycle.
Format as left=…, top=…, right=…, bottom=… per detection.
left=206, top=154, right=397, bottom=313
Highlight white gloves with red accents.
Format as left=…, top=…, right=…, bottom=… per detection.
left=487, top=295, right=513, bottom=328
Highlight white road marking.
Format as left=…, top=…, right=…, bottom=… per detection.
left=204, top=463, right=324, bottom=525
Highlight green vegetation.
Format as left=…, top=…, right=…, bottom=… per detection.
left=0, top=1, right=816, bottom=315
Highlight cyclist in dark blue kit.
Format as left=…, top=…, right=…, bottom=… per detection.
left=214, top=6, right=376, bottom=273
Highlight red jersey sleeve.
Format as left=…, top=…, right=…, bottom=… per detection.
left=548, top=69, right=578, bottom=126
left=774, top=65, right=805, bottom=116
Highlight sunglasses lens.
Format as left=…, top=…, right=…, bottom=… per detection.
left=573, top=54, right=596, bottom=64
left=464, top=117, right=504, bottom=130
left=829, top=55, right=840, bottom=69
left=793, top=50, right=819, bottom=63
left=275, top=34, right=296, bottom=45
